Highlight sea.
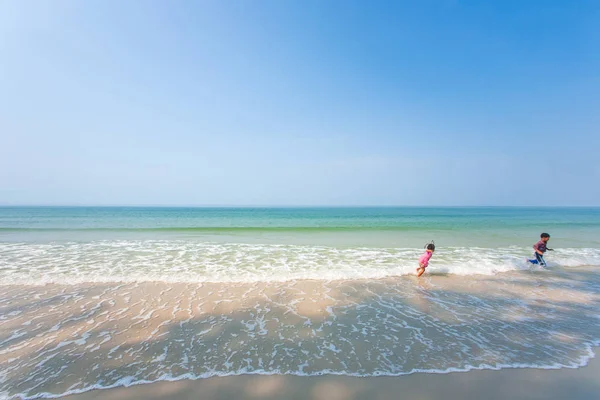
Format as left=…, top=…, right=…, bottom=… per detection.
left=1, top=207, right=599, bottom=399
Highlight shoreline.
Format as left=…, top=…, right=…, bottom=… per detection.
left=2, top=273, right=600, bottom=399
left=63, top=355, right=600, bottom=400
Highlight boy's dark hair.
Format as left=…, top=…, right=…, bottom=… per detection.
left=541, top=233, right=550, bottom=238
left=425, top=241, right=435, bottom=251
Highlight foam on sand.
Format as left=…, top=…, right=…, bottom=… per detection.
left=1, top=269, right=600, bottom=399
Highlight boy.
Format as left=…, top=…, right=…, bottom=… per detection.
left=530, top=233, right=553, bottom=267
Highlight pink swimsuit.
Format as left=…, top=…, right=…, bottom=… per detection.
left=419, top=251, right=432, bottom=268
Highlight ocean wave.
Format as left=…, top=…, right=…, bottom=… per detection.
left=1, top=241, right=599, bottom=285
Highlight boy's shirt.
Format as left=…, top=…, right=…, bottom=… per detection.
left=533, top=240, right=547, bottom=253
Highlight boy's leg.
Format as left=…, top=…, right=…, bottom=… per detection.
left=535, top=253, right=546, bottom=267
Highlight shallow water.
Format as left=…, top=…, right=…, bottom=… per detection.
left=1, top=207, right=599, bottom=399
left=1, top=270, right=600, bottom=399
left=1, top=241, right=599, bottom=284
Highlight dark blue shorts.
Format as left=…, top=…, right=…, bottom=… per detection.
left=535, top=252, right=546, bottom=266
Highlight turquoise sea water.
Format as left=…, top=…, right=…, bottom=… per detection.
left=1, top=207, right=599, bottom=284
left=2, top=206, right=600, bottom=246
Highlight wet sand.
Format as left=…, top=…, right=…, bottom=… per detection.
left=66, top=355, right=600, bottom=400
left=2, top=269, right=600, bottom=399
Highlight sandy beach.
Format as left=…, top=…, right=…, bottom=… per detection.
left=2, top=268, right=599, bottom=399
left=66, top=355, right=600, bottom=400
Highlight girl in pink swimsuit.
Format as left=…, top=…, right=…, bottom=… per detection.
left=417, top=242, right=435, bottom=277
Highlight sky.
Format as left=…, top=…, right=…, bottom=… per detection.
left=0, top=0, right=599, bottom=206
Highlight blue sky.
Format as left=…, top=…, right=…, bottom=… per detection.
left=1, top=0, right=598, bottom=206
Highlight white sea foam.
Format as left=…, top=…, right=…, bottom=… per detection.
left=5, top=349, right=600, bottom=400
left=0, top=241, right=599, bottom=286
left=2, top=239, right=600, bottom=399
left=1, top=277, right=599, bottom=400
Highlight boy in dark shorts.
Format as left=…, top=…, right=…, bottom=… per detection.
left=529, top=233, right=553, bottom=266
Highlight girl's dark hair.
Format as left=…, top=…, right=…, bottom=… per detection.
left=425, top=241, right=435, bottom=251
left=541, top=233, right=550, bottom=238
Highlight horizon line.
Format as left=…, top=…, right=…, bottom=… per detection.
left=1, top=204, right=599, bottom=208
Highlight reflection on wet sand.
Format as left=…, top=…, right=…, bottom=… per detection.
left=1, top=268, right=599, bottom=399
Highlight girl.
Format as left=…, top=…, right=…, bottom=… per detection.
left=417, top=242, right=435, bottom=277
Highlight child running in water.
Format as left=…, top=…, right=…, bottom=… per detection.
left=530, top=233, right=553, bottom=267
left=417, top=242, right=435, bottom=277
